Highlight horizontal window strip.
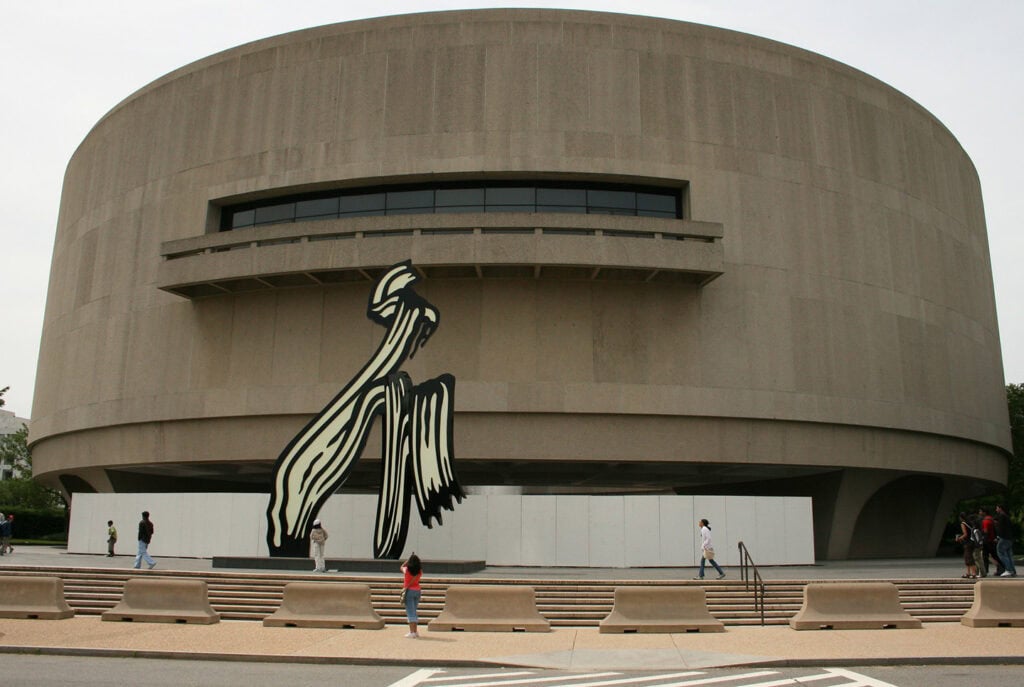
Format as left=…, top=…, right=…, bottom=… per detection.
left=220, top=180, right=683, bottom=231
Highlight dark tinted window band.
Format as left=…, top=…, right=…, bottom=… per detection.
left=221, top=181, right=682, bottom=230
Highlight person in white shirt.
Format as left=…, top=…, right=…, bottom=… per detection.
left=694, top=518, right=726, bottom=580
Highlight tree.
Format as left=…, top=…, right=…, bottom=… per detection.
left=0, top=405, right=65, bottom=512
left=1006, top=383, right=1024, bottom=500
left=0, top=425, right=31, bottom=478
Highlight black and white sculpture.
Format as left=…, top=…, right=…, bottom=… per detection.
left=266, top=261, right=463, bottom=558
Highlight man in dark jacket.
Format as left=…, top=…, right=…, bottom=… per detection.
left=133, top=511, right=156, bottom=569
left=994, top=504, right=1017, bottom=577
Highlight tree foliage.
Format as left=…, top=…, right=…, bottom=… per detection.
left=0, top=389, right=65, bottom=512
left=0, top=425, right=31, bottom=477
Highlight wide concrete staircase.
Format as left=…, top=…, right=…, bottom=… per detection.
left=0, top=567, right=978, bottom=626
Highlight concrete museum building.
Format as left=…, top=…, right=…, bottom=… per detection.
left=32, top=9, right=1010, bottom=562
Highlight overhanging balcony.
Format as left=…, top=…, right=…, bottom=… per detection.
left=157, top=212, right=724, bottom=299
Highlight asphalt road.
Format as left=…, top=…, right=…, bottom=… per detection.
left=2, top=655, right=1022, bottom=687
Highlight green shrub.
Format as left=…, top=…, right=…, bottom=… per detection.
left=0, top=507, right=67, bottom=539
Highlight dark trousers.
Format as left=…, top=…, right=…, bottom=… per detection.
left=983, top=540, right=1002, bottom=575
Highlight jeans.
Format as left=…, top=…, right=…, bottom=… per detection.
left=699, top=555, right=724, bottom=578
left=133, top=540, right=155, bottom=568
left=404, top=589, right=422, bottom=623
left=996, top=537, right=1017, bottom=575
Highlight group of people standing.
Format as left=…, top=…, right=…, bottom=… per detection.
left=956, top=505, right=1017, bottom=579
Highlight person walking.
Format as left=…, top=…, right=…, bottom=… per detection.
left=2, top=514, right=13, bottom=555
left=955, top=511, right=978, bottom=578
left=979, top=507, right=1004, bottom=576
left=995, top=504, right=1017, bottom=577
left=0, top=512, right=10, bottom=555
left=694, top=518, right=726, bottom=580
left=133, top=511, right=156, bottom=569
left=106, top=520, right=118, bottom=557
left=401, top=553, right=423, bottom=638
left=310, top=519, right=328, bottom=572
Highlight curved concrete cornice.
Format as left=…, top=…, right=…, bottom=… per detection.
left=157, top=213, right=724, bottom=298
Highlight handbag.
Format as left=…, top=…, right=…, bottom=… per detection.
left=399, top=588, right=407, bottom=604
left=703, top=547, right=715, bottom=560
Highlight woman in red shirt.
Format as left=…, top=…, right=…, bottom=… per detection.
left=401, top=553, right=422, bottom=637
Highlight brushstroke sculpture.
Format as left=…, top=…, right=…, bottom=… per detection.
left=266, top=261, right=463, bottom=558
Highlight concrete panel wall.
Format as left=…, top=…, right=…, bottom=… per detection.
left=68, top=492, right=814, bottom=566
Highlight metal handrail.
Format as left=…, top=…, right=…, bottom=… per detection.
left=737, top=541, right=766, bottom=626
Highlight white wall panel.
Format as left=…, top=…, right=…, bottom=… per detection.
left=448, top=496, right=488, bottom=561
left=589, top=496, right=625, bottom=567
left=624, top=496, right=660, bottom=566
left=487, top=495, right=523, bottom=565
left=784, top=497, right=816, bottom=563
left=659, top=496, right=694, bottom=566
left=521, top=496, right=557, bottom=565
left=752, top=497, right=787, bottom=565
left=555, top=496, right=589, bottom=566
left=65, top=493, right=814, bottom=566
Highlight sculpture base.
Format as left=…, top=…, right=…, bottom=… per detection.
left=212, top=556, right=486, bottom=574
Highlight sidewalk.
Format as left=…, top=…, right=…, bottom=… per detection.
left=1, top=546, right=1021, bottom=669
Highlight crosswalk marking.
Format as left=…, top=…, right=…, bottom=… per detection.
left=398, top=667, right=903, bottom=687
left=416, top=671, right=621, bottom=687
left=548, top=671, right=726, bottom=687
left=645, top=671, right=781, bottom=687
left=388, top=668, right=444, bottom=687
left=824, top=669, right=900, bottom=687
left=423, top=672, right=539, bottom=682
left=738, top=672, right=839, bottom=687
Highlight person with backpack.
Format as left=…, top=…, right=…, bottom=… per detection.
left=955, top=512, right=978, bottom=579
left=969, top=515, right=987, bottom=577
left=994, top=504, right=1017, bottom=577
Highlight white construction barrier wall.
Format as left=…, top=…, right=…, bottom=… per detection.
left=69, top=492, right=815, bottom=567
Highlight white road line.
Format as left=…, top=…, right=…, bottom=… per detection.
left=396, top=667, right=893, bottom=687
left=423, top=671, right=621, bottom=687
left=824, top=669, right=901, bottom=687
left=388, top=668, right=444, bottom=687
left=523, top=671, right=706, bottom=687
left=422, top=672, right=539, bottom=682
left=540, top=671, right=770, bottom=687
left=742, top=672, right=843, bottom=687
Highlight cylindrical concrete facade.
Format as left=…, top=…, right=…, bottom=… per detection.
left=32, top=10, right=1010, bottom=558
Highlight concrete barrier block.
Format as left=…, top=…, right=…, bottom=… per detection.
left=263, top=582, right=384, bottom=629
left=428, top=584, right=550, bottom=632
left=0, top=576, right=75, bottom=619
left=961, top=579, right=1024, bottom=628
left=102, top=578, right=220, bottom=624
left=600, top=586, right=725, bottom=633
left=789, top=582, right=921, bottom=630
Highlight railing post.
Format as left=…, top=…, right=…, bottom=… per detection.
left=737, top=540, right=765, bottom=626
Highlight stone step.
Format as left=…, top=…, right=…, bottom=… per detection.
left=4, top=566, right=979, bottom=627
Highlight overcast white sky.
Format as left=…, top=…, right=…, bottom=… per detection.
left=1, top=1, right=1022, bottom=419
